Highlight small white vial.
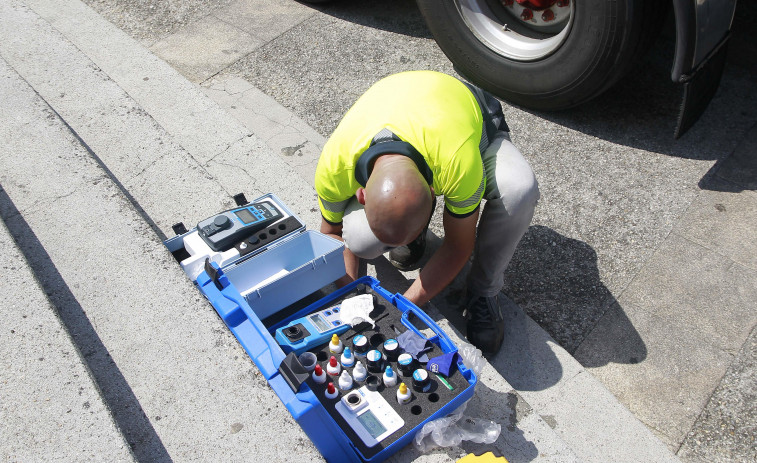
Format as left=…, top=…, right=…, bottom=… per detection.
left=312, top=364, right=327, bottom=384
left=326, top=356, right=342, bottom=377
left=338, top=370, right=354, bottom=391
left=325, top=382, right=339, bottom=400
left=383, top=366, right=397, bottom=387
left=340, top=347, right=355, bottom=368
left=396, top=382, right=412, bottom=405
left=352, top=361, right=368, bottom=382
left=328, top=334, right=344, bottom=354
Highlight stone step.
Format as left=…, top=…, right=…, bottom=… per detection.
left=0, top=159, right=133, bottom=461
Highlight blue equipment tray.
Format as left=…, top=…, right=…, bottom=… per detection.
left=166, top=194, right=477, bottom=462
left=196, top=271, right=477, bottom=462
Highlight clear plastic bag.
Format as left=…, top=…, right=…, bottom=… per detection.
left=413, top=342, right=501, bottom=453
left=457, top=341, right=486, bottom=377
left=413, top=400, right=501, bottom=453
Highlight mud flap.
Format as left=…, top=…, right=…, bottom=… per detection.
left=675, top=37, right=730, bottom=139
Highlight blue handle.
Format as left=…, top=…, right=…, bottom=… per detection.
left=393, top=293, right=457, bottom=353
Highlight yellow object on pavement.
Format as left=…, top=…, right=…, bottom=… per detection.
left=457, top=451, right=508, bottom=462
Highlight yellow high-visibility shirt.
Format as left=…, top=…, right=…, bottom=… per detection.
left=315, top=71, right=486, bottom=224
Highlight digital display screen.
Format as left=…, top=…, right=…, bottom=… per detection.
left=357, top=410, right=387, bottom=439
left=234, top=209, right=256, bottom=224
left=309, top=314, right=331, bottom=333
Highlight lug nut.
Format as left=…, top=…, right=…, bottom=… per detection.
left=521, top=9, right=533, bottom=21
left=542, top=9, right=555, bottom=21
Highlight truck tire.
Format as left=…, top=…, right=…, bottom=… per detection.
left=416, top=0, right=663, bottom=110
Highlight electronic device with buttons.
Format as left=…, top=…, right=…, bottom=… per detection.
left=336, top=386, right=404, bottom=448
left=274, top=303, right=351, bottom=355
left=197, top=200, right=284, bottom=252
left=166, top=194, right=306, bottom=284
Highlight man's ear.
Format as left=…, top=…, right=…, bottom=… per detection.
left=356, top=187, right=366, bottom=205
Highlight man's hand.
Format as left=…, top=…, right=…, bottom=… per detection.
left=320, top=217, right=359, bottom=287
left=403, top=207, right=479, bottom=307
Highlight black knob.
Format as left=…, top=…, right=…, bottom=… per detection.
left=213, top=215, right=231, bottom=229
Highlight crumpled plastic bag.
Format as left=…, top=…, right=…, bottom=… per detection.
left=457, top=341, right=486, bottom=377
left=413, top=341, right=500, bottom=453
left=413, top=400, right=501, bottom=452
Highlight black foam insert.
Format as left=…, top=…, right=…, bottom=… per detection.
left=301, top=287, right=471, bottom=459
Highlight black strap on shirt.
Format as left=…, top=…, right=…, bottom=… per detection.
left=354, top=130, right=433, bottom=187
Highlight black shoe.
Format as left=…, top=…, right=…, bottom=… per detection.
left=463, top=294, right=504, bottom=354
left=388, top=231, right=426, bottom=270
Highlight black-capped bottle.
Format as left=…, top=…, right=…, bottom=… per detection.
left=412, top=368, right=431, bottom=393
left=352, top=334, right=370, bottom=354
left=366, top=349, right=384, bottom=373
left=382, top=338, right=400, bottom=362
left=397, top=353, right=416, bottom=376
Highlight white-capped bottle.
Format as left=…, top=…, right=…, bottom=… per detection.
left=338, top=370, right=354, bottom=391
left=352, top=361, right=368, bottom=382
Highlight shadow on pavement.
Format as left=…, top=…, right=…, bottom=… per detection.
left=298, top=0, right=433, bottom=39
left=368, top=224, right=646, bottom=391
left=698, top=121, right=757, bottom=193
left=0, top=185, right=173, bottom=463
left=502, top=225, right=646, bottom=364
left=509, top=3, right=757, bottom=168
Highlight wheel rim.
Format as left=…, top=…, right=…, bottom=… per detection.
left=455, top=0, right=574, bottom=61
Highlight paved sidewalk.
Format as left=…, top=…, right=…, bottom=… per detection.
left=2, top=0, right=755, bottom=461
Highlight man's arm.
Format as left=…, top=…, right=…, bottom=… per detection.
left=320, top=217, right=359, bottom=287
left=402, top=207, right=479, bottom=307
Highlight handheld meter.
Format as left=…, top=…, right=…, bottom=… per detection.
left=275, top=304, right=351, bottom=354
left=197, top=200, right=283, bottom=252
left=336, top=386, right=404, bottom=447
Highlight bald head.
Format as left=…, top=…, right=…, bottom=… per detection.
left=363, top=154, right=433, bottom=246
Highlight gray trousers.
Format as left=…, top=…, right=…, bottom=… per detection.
left=342, top=132, right=539, bottom=297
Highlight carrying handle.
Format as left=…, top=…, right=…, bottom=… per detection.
left=393, top=293, right=457, bottom=353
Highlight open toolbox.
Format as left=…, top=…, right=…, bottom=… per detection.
left=164, top=193, right=478, bottom=462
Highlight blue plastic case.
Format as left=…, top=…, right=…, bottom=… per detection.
left=166, top=194, right=477, bottom=462
left=196, top=272, right=477, bottom=462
